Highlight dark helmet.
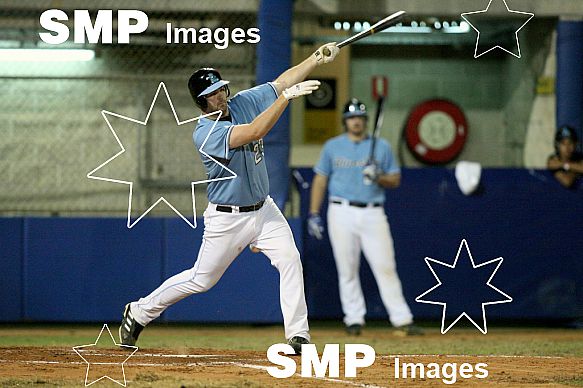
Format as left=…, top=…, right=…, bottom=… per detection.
left=555, top=125, right=578, bottom=144
left=343, top=98, right=367, bottom=119
left=188, top=68, right=230, bottom=110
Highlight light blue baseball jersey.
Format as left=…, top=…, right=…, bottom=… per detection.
left=314, top=134, right=400, bottom=203
left=193, top=82, right=278, bottom=206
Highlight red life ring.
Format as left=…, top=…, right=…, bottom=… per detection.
left=405, top=99, right=468, bottom=164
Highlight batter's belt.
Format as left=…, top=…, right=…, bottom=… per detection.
left=331, top=199, right=382, bottom=208
left=215, top=200, right=265, bottom=213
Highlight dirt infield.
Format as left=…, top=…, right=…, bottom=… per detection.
left=0, top=346, right=582, bottom=387
left=0, top=325, right=582, bottom=387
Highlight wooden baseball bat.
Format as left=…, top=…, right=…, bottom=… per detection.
left=369, top=96, right=386, bottom=165
left=323, top=11, right=406, bottom=56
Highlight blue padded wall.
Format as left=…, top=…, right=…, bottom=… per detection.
left=1, top=169, right=582, bottom=322
left=297, top=168, right=583, bottom=321
left=23, top=218, right=164, bottom=321
left=0, top=218, right=23, bottom=321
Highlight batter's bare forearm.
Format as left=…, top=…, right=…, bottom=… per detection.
left=377, top=173, right=401, bottom=189
left=566, top=161, right=583, bottom=174
left=273, top=56, right=318, bottom=94
left=229, top=95, right=289, bottom=148
left=309, top=174, right=328, bottom=214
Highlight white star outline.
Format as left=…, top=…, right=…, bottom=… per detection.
left=72, top=324, right=138, bottom=387
left=415, top=239, right=513, bottom=334
left=461, top=0, right=534, bottom=58
left=87, top=82, right=237, bottom=228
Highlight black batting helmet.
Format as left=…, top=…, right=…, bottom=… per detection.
left=188, top=68, right=230, bottom=110
left=343, top=98, right=367, bottom=119
left=555, top=125, right=578, bottom=144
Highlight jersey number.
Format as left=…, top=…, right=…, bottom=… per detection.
left=253, top=139, right=264, bottom=165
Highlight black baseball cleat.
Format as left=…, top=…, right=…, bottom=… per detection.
left=288, top=336, right=310, bottom=355
left=393, top=323, right=424, bottom=337
left=346, top=324, right=362, bottom=336
left=119, top=304, right=144, bottom=347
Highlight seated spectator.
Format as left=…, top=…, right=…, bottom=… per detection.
left=547, top=126, right=583, bottom=188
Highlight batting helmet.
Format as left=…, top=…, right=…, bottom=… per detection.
left=188, top=68, right=230, bottom=110
left=555, top=125, right=578, bottom=144
left=343, top=98, right=367, bottom=119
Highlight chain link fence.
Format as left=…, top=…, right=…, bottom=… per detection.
left=0, top=2, right=259, bottom=217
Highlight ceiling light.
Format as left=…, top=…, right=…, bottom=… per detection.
left=0, top=49, right=95, bottom=62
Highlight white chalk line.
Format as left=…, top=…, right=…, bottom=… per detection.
left=0, top=353, right=567, bottom=367
left=226, top=361, right=387, bottom=388
left=72, top=352, right=233, bottom=359
left=0, top=359, right=229, bottom=368
left=71, top=352, right=566, bottom=360
left=379, top=354, right=565, bottom=359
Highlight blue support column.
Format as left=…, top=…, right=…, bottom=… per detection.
left=556, top=21, right=583, bottom=150
left=256, top=0, right=293, bottom=210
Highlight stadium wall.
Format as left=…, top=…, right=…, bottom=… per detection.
left=1, top=168, right=582, bottom=323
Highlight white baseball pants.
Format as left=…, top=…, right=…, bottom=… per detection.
left=327, top=201, right=413, bottom=327
left=130, top=197, right=310, bottom=341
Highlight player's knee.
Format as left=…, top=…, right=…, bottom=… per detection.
left=187, top=271, right=220, bottom=293
left=195, top=281, right=214, bottom=293
left=381, top=266, right=398, bottom=280
left=288, top=248, right=302, bottom=266
left=339, top=272, right=359, bottom=282
left=278, top=248, right=302, bottom=269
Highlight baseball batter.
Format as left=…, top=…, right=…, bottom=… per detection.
left=308, top=98, right=421, bottom=336
left=119, top=42, right=340, bottom=354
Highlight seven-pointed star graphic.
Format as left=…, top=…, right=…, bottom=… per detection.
left=461, top=0, right=534, bottom=58
left=87, top=82, right=237, bottom=228
left=72, top=324, right=138, bottom=386
left=416, top=239, right=512, bottom=334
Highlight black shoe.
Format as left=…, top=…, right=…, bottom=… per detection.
left=346, top=324, right=362, bottom=336
left=394, top=323, right=424, bottom=337
left=287, top=336, right=310, bottom=355
left=119, top=304, right=144, bottom=347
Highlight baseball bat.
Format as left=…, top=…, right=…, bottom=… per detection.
left=368, top=96, right=386, bottom=165
left=323, top=11, right=406, bottom=56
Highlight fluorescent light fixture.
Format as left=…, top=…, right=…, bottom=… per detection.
left=0, top=40, right=21, bottom=49
left=444, top=21, right=471, bottom=34
left=386, top=26, right=432, bottom=33
left=0, top=49, right=95, bottom=62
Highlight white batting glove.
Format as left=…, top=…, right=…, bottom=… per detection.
left=314, top=42, right=339, bottom=65
left=363, top=163, right=381, bottom=186
left=282, top=80, right=321, bottom=100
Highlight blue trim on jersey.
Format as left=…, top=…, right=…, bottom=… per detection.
left=224, top=125, right=234, bottom=159
left=314, top=133, right=400, bottom=203
left=313, top=166, right=329, bottom=177
left=268, top=82, right=279, bottom=98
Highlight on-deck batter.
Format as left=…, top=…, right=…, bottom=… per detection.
left=308, top=98, right=422, bottom=336
left=119, top=42, right=340, bottom=354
